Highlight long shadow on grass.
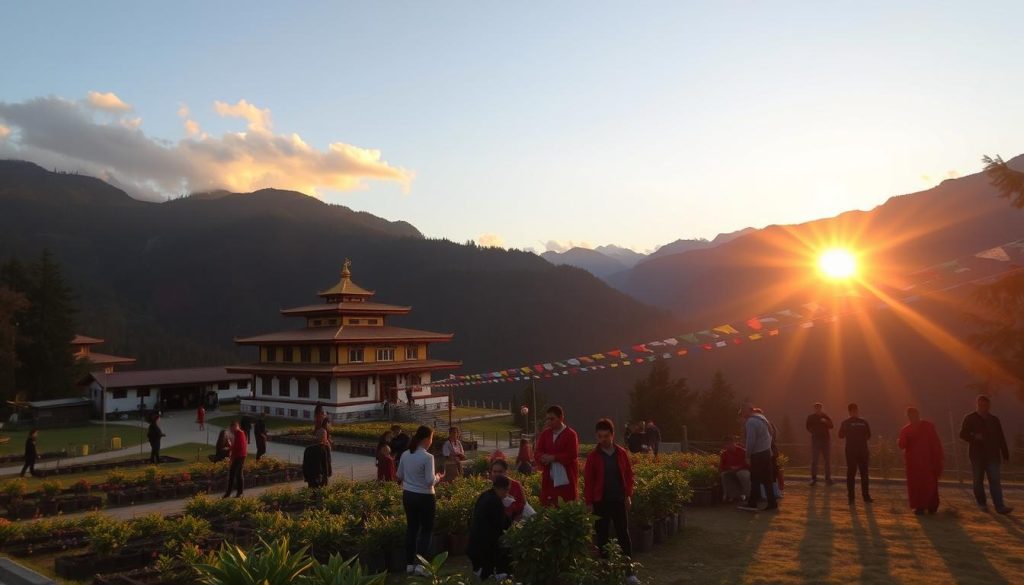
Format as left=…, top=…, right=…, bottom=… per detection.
left=797, top=488, right=833, bottom=582
left=917, top=514, right=1009, bottom=584
left=850, top=503, right=892, bottom=582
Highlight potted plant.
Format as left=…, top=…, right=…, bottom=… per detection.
left=359, top=513, right=405, bottom=573
left=39, top=480, right=63, bottom=516
left=503, top=500, right=593, bottom=584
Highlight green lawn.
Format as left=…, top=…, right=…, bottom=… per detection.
left=0, top=424, right=143, bottom=457
left=449, top=405, right=509, bottom=418
left=457, top=415, right=520, bottom=434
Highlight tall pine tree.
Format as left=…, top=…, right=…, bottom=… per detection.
left=0, top=287, right=29, bottom=403
left=694, top=370, right=741, bottom=441
left=628, top=360, right=692, bottom=441
left=1, top=251, right=80, bottom=400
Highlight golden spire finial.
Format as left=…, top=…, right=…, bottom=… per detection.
left=341, top=258, right=352, bottom=278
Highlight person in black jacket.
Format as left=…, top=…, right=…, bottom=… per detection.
left=838, top=403, right=872, bottom=505
left=389, top=425, right=410, bottom=466
left=467, top=475, right=513, bottom=580
left=645, top=421, right=662, bottom=459
left=20, top=429, right=38, bottom=477
left=147, top=415, right=165, bottom=464
left=959, top=395, right=1013, bottom=514
left=302, top=428, right=333, bottom=489
left=254, top=414, right=268, bottom=460
left=239, top=414, right=253, bottom=444
left=806, top=402, right=835, bottom=486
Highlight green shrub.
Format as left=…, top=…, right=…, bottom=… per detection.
left=503, top=501, right=594, bottom=584
left=195, top=537, right=314, bottom=585
left=251, top=511, right=300, bottom=544
left=301, top=554, right=387, bottom=585
left=106, top=470, right=130, bottom=486
left=411, top=552, right=473, bottom=585
left=296, top=510, right=358, bottom=556
left=186, top=493, right=267, bottom=520
left=87, top=515, right=137, bottom=556
left=358, top=513, right=404, bottom=555
left=40, top=480, right=62, bottom=498
left=0, top=519, right=21, bottom=547
left=567, top=540, right=642, bottom=585
left=1, top=479, right=28, bottom=499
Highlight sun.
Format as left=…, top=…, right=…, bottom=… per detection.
left=818, top=248, right=858, bottom=280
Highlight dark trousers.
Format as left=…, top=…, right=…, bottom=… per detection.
left=748, top=450, right=777, bottom=508
left=402, top=491, right=435, bottom=565
left=149, top=440, right=161, bottom=464
left=470, top=543, right=510, bottom=579
left=225, top=457, right=245, bottom=496
left=811, top=437, right=831, bottom=481
left=846, top=450, right=870, bottom=499
left=20, top=458, right=35, bottom=477
left=256, top=440, right=267, bottom=460
left=594, top=500, right=633, bottom=558
left=971, top=458, right=1006, bottom=509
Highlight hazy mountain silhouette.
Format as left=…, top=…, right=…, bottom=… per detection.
left=541, top=247, right=628, bottom=279
left=0, top=160, right=675, bottom=386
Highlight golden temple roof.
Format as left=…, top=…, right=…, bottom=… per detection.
left=318, top=259, right=375, bottom=299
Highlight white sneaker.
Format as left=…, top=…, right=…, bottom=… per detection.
left=625, top=576, right=641, bottom=585
left=414, top=565, right=429, bottom=577
left=494, top=574, right=509, bottom=581
left=406, top=564, right=416, bottom=574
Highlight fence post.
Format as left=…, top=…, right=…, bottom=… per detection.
left=682, top=425, right=689, bottom=452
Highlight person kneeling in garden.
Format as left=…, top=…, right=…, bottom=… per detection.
left=584, top=418, right=639, bottom=585
left=489, top=458, right=526, bottom=521
left=719, top=435, right=750, bottom=503
left=468, top=475, right=514, bottom=580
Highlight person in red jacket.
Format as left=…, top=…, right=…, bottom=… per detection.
left=223, top=420, right=248, bottom=498
left=534, top=405, right=580, bottom=507
left=719, top=435, right=750, bottom=503
left=584, top=418, right=637, bottom=583
left=489, top=458, right=526, bottom=521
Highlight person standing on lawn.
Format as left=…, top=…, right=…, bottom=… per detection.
left=377, top=430, right=396, bottom=482
left=254, top=414, right=268, bottom=460
left=839, top=403, right=873, bottom=505
left=147, top=414, right=165, bottom=464
left=898, top=407, right=943, bottom=515
left=584, top=418, right=638, bottom=584
left=303, top=427, right=333, bottom=488
left=223, top=420, right=247, bottom=498
left=738, top=404, right=778, bottom=512
left=535, top=405, right=580, bottom=507
left=805, top=402, right=834, bottom=486
left=396, top=425, right=443, bottom=576
left=960, top=395, right=1013, bottom=514
left=196, top=405, right=206, bottom=431
left=390, top=424, right=410, bottom=466
left=20, top=429, right=38, bottom=477
left=442, top=426, right=467, bottom=482
left=645, top=420, right=662, bottom=459
left=467, top=475, right=513, bottom=580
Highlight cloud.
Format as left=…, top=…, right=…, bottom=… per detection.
left=543, top=240, right=593, bottom=253
left=214, top=99, right=272, bottom=132
left=477, top=234, right=504, bottom=247
left=86, top=91, right=132, bottom=112
left=0, top=124, right=9, bottom=139
left=0, top=93, right=412, bottom=200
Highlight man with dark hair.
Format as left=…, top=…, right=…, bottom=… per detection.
left=20, top=429, right=38, bottom=477
left=390, top=424, right=410, bottom=466
left=147, top=415, right=165, bottom=464
left=584, top=418, right=638, bottom=584
left=223, top=420, right=248, bottom=498
left=960, top=395, right=1012, bottom=514
left=839, top=403, right=872, bottom=505
left=535, top=405, right=579, bottom=506
left=627, top=422, right=646, bottom=454
left=737, top=404, right=778, bottom=512
left=489, top=458, right=526, bottom=521
left=467, top=475, right=513, bottom=580
left=806, top=402, right=834, bottom=486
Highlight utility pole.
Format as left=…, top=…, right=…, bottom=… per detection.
left=531, top=380, right=538, bottom=436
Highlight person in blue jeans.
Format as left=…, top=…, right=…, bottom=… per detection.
left=959, top=395, right=1013, bottom=514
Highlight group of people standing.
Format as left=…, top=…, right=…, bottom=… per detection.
left=724, top=395, right=1013, bottom=516
left=624, top=420, right=661, bottom=457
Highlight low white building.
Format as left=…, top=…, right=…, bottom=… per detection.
left=85, top=367, right=251, bottom=416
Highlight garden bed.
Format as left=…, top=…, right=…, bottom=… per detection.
left=28, top=455, right=184, bottom=478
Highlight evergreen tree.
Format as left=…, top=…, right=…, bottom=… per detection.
left=628, top=360, right=692, bottom=441
left=0, top=286, right=29, bottom=403
left=694, top=370, right=741, bottom=441
left=1, top=251, right=81, bottom=400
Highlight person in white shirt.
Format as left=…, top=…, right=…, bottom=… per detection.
left=442, top=426, right=467, bottom=482
left=737, top=403, right=778, bottom=512
left=396, top=425, right=444, bottom=575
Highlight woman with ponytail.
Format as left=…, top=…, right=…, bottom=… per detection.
left=396, top=425, right=443, bottom=575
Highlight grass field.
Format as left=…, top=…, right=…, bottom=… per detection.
left=0, top=424, right=143, bottom=457
left=1, top=443, right=215, bottom=489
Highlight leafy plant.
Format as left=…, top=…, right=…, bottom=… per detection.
left=296, top=510, right=358, bottom=557
left=186, top=493, right=267, bottom=520
left=301, top=554, right=387, bottom=585
left=40, top=480, right=63, bottom=498
left=411, top=553, right=472, bottom=585
left=106, top=470, right=129, bottom=487
left=143, top=466, right=160, bottom=484
left=503, top=501, right=593, bottom=584
left=358, top=513, right=404, bottom=555
left=1, top=479, right=28, bottom=499
left=0, top=518, right=21, bottom=547
left=567, top=540, right=642, bottom=585
left=70, top=479, right=91, bottom=493
left=87, top=515, right=137, bottom=556
left=194, top=537, right=315, bottom=585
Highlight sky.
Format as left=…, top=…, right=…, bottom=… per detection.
left=1, top=1, right=1023, bottom=253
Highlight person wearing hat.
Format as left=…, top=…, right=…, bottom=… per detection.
left=805, top=402, right=834, bottom=486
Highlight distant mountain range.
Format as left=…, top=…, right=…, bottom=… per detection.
left=540, top=228, right=756, bottom=279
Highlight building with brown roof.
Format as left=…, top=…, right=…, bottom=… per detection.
left=230, top=260, right=460, bottom=422
left=72, top=334, right=136, bottom=373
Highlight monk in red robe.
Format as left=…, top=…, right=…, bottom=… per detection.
left=534, top=405, right=579, bottom=507
left=898, top=407, right=944, bottom=515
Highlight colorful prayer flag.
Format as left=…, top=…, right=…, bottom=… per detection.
left=976, top=247, right=1012, bottom=262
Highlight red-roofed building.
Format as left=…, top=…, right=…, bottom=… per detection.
left=230, top=260, right=460, bottom=422
left=72, top=334, right=136, bottom=374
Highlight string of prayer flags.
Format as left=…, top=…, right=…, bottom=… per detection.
left=976, top=246, right=1012, bottom=262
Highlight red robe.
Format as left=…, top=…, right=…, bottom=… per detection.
left=534, top=425, right=579, bottom=507
left=898, top=420, right=943, bottom=510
